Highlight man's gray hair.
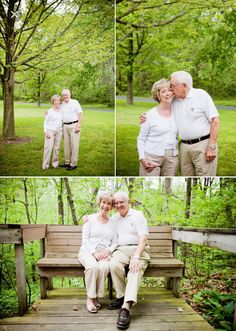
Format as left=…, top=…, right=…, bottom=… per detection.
left=114, top=191, right=129, bottom=202
left=61, top=89, right=71, bottom=96
left=171, top=71, right=193, bottom=88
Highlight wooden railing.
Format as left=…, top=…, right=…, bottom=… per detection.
left=0, top=224, right=236, bottom=330
left=0, top=224, right=46, bottom=315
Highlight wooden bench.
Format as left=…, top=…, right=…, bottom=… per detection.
left=37, top=225, right=184, bottom=299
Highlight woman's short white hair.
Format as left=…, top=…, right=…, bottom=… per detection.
left=96, top=191, right=113, bottom=205
left=171, top=71, right=193, bottom=88
left=51, top=94, right=61, bottom=103
left=113, top=191, right=129, bottom=202
left=61, top=89, right=71, bottom=96
left=151, top=78, right=170, bottom=102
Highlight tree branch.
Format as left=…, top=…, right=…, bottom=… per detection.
left=15, top=0, right=89, bottom=66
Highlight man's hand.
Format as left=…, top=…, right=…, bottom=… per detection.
left=139, top=112, right=147, bottom=124
left=82, top=215, right=89, bottom=224
left=129, top=256, right=140, bottom=273
left=141, top=159, right=156, bottom=172
left=205, top=148, right=216, bottom=162
left=74, top=124, right=81, bottom=133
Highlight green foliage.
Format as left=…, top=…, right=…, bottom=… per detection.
left=116, top=100, right=236, bottom=176
left=116, top=0, right=236, bottom=98
left=193, top=290, right=235, bottom=330
left=0, top=102, right=114, bottom=176
left=0, top=176, right=235, bottom=326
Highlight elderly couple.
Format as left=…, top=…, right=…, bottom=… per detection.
left=42, top=89, right=83, bottom=171
left=137, top=71, right=220, bottom=176
left=79, top=191, right=150, bottom=330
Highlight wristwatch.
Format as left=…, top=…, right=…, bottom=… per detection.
left=208, top=144, right=216, bottom=150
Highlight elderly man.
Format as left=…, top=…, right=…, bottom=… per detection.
left=141, top=71, right=219, bottom=176
left=107, top=192, right=150, bottom=330
left=170, top=71, right=219, bottom=176
left=60, top=89, right=83, bottom=171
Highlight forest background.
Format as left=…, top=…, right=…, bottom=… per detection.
left=0, top=0, right=114, bottom=176
left=116, top=0, right=236, bottom=176
left=0, top=177, right=235, bottom=330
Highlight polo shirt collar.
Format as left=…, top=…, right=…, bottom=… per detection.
left=118, top=208, right=134, bottom=219
left=186, top=88, right=194, bottom=99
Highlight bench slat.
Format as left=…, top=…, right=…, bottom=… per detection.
left=47, top=225, right=83, bottom=233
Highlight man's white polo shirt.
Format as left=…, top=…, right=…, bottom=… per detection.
left=172, top=88, right=219, bottom=140
left=61, top=99, right=83, bottom=123
left=113, top=208, right=149, bottom=246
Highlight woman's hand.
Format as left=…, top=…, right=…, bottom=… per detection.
left=141, top=159, right=156, bottom=172
left=139, top=112, right=147, bottom=124
left=93, top=249, right=111, bottom=261
left=45, top=131, right=52, bottom=139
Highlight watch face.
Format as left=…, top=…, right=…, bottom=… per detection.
left=211, top=146, right=216, bottom=150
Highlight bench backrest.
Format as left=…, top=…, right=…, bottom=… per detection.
left=45, top=225, right=174, bottom=259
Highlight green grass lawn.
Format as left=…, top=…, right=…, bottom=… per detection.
left=0, top=102, right=114, bottom=176
left=116, top=100, right=236, bottom=176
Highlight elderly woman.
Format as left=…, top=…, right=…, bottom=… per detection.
left=78, top=192, right=117, bottom=313
left=42, top=95, right=63, bottom=170
left=137, top=79, right=178, bottom=176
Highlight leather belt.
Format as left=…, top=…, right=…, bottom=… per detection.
left=181, top=133, right=210, bottom=145
left=63, top=120, right=78, bottom=125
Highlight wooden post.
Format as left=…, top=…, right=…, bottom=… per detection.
left=233, top=302, right=236, bottom=331
left=108, top=273, right=113, bottom=299
left=40, top=238, right=46, bottom=258
left=15, top=244, right=27, bottom=316
left=40, top=237, right=53, bottom=290
left=40, top=277, right=47, bottom=299
left=173, top=240, right=178, bottom=258
left=172, top=277, right=180, bottom=298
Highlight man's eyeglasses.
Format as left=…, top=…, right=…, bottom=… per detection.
left=170, top=83, right=183, bottom=89
left=114, top=201, right=126, bottom=206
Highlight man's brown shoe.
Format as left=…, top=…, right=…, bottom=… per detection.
left=117, top=308, right=130, bottom=330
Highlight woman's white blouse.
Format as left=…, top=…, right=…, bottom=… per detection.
left=137, top=107, right=178, bottom=160
left=44, top=108, right=63, bottom=132
left=80, top=213, right=118, bottom=255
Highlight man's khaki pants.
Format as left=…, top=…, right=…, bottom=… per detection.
left=42, top=128, right=62, bottom=169
left=180, top=139, right=218, bottom=176
left=139, top=150, right=178, bottom=176
left=109, top=246, right=150, bottom=304
left=78, top=250, right=110, bottom=298
left=63, top=123, right=81, bottom=166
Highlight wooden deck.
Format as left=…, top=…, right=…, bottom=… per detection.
left=0, top=287, right=215, bottom=331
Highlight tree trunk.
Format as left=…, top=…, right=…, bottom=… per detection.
left=64, top=178, right=78, bottom=225
left=53, top=178, right=65, bottom=224
left=164, top=178, right=172, bottom=195
left=58, top=179, right=64, bottom=224
left=23, top=179, right=31, bottom=224
left=1, top=1, right=16, bottom=139
left=2, top=64, right=16, bottom=139
left=127, top=32, right=134, bottom=105
left=185, top=178, right=192, bottom=219
left=127, top=177, right=135, bottom=200
left=37, top=71, right=41, bottom=107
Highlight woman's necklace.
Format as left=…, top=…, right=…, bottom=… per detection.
left=98, top=213, right=109, bottom=224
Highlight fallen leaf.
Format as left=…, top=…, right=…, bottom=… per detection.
left=31, top=304, right=39, bottom=311
left=177, top=307, right=184, bottom=312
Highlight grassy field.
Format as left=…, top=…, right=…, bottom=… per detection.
left=0, top=102, right=114, bottom=176
left=116, top=100, right=236, bottom=176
